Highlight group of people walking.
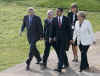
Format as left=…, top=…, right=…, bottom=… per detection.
left=19, top=3, right=96, bottom=73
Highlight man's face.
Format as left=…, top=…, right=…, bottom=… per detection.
left=48, top=13, right=53, bottom=19
left=28, top=9, right=33, bottom=15
left=56, top=9, right=63, bottom=16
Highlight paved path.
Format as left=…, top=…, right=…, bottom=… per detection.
left=0, top=32, right=100, bottom=76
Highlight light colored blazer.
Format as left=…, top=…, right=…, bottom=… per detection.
left=73, top=20, right=95, bottom=45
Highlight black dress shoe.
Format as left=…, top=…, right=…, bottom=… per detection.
left=26, top=65, right=30, bottom=71
left=62, top=65, right=69, bottom=69
left=25, top=60, right=30, bottom=71
left=79, top=69, right=83, bottom=72
left=54, top=68, right=62, bottom=73
left=26, top=59, right=31, bottom=65
left=40, top=63, right=47, bottom=69
left=36, top=58, right=42, bottom=64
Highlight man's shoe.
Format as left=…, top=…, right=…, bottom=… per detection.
left=36, top=58, right=42, bottom=64
left=79, top=69, right=83, bottom=72
left=25, top=61, right=30, bottom=71
left=26, top=65, right=30, bottom=71
left=40, top=63, right=47, bottom=70
left=26, top=59, right=31, bottom=65
left=54, top=68, right=62, bottom=73
left=84, top=67, right=90, bottom=72
left=62, top=65, right=69, bottom=69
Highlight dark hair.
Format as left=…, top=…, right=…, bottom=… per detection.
left=57, top=8, right=64, bottom=12
left=71, top=3, right=78, bottom=13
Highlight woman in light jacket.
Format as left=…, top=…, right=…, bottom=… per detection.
left=73, top=11, right=96, bottom=72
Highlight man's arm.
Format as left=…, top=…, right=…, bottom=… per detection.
left=19, top=16, right=26, bottom=36
left=67, top=17, right=73, bottom=41
left=67, top=12, right=72, bottom=27
left=43, top=19, right=47, bottom=38
left=38, top=17, right=43, bottom=39
left=49, top=18, right=55, bottom=43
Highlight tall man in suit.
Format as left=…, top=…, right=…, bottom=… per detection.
left=19, top=7, right=43, bottom=71
left=49, top=8, right=73, bottom=72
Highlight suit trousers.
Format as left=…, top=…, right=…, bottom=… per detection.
left=26, top=41, right=41, bottom=65
left=56, top=37, right=69, bottom=69
left=43, top=40, right=59, bottom=65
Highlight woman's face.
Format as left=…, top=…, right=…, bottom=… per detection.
left=77, top=14, right=83, bottom=21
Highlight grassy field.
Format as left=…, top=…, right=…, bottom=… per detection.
left=0, top=0, right=100, bottom=71
left=0, top=0, right=100, bottom=11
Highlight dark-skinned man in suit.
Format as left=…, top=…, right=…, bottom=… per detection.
left=49, top=8, right=73, bottom=72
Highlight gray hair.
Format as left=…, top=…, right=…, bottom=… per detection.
left=77, top=11, right=86, bottom=19
left=27, top=7, right=34, bottom=11
left=47, top=10, right=54, bottom=16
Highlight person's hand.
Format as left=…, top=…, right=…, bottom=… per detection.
left=53, top=37, right=56, bottom=42
left=40, top=37, right=44, bottom=40
left=70, top=40, right=74, bottom=44
left=49, top=38, right=52, bottom=43
left=93, top=41, right=96, bottom=45
left=19, top=31, right=22, bottom=37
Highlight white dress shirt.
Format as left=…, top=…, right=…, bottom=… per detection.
left=73, top=14, right=76, bottom=23
left=72, top=14, right=76, bottom=29
left=58, top=16, right=63, bottom=24
left=73, top=20, right=95, bottom=45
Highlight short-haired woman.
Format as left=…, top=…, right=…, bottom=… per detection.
left=73, top=11, right=96, bottom=72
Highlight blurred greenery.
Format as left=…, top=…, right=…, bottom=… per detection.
left=0, top=0, right=100, bottom=11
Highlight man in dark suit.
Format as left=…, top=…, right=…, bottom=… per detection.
left=40, top=10, right=57, bottom=69
left=49, top=8, right=72, bottom=72
left=19, top=7, right=43, bottom=71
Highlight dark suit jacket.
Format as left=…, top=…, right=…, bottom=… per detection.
left=44, top=18, right=52, bottom=41
left=68, top=12, right=77, bottom=28
left=21, top=15, right=43, bottom=43
left=50, top=16, right=72, bottom=49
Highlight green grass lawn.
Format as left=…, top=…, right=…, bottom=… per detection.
left=0, top=0, right=100, bottom=11
left=0, top=1, right=100, bottom=71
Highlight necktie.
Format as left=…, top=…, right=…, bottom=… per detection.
left=58, top=16, right=62, bottom=28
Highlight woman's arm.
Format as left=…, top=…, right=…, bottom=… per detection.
left=87, top=21, right=96, bottom=42
left=73, top=21, right=78, bottom=41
